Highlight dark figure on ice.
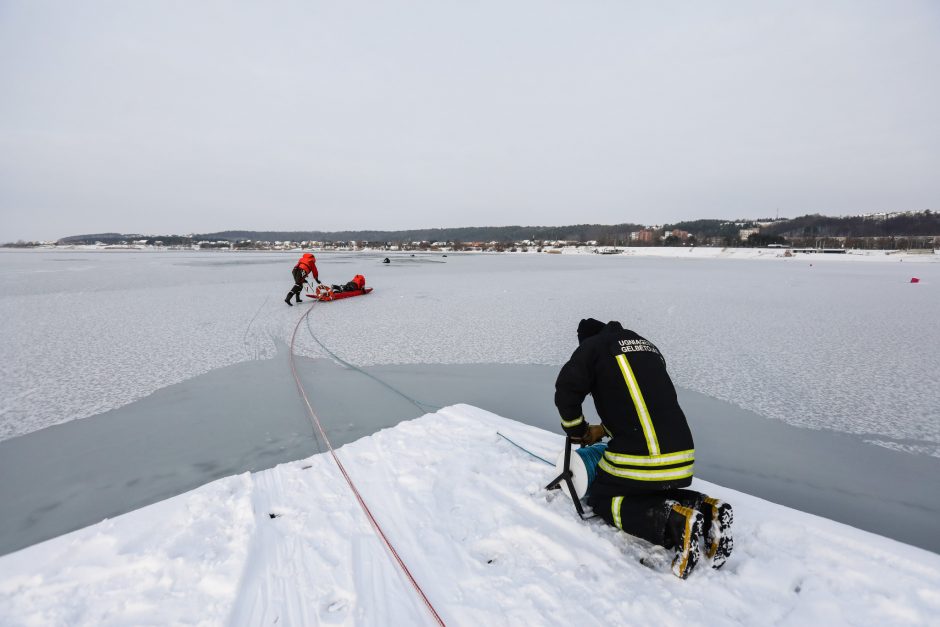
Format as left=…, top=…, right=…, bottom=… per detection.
left=555, top=318, right=733, bottom=578
left=285, top=252, right=320, bottom=306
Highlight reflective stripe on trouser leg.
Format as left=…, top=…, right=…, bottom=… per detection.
left=612, top=496, right=624, bottom=529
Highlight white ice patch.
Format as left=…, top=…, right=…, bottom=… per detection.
left=2, top=250, right=939, bottom=451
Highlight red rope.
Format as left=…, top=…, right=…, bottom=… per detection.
left=289, top=305, right=446, bottom=626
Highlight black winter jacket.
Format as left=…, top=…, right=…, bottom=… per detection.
left=554, top=321, right=694, bottom=494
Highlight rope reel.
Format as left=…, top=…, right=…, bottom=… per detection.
left=544, top=437, right=604, bottom=519
left=315, top=284, right=335, bottom=301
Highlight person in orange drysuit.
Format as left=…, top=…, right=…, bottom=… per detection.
left=285, top=253, right=320, bottom=306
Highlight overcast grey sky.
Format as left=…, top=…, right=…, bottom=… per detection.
left=1, top=1, right=938, bottom=241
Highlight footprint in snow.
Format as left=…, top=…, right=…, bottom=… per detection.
left=319, top=596, right=351, bottom=623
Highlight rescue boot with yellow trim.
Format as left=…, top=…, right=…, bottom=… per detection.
left=701, top=497, right=734, bottom=569
left=665, top=501, right=704, bottom=579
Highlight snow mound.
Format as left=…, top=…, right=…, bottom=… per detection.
left=2, top=405, right=939, bottom=626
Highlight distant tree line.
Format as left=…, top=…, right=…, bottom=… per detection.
left=2, top=240, right=44, bottom=248
left=196, top=223, right=647, bottom=245
left=52, top=233, right=195, bottom=246
left=763, top=212, right=939, bottom=238
left=49, top=224, right=647, bottom=247
left=662, top=212, right=938, bottom=248
left=5, top=211, right=935, bottom=249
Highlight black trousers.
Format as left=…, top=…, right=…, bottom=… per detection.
left=587, top=488, right=707, bottom=549
left=290, top=267, right=306, bottom=295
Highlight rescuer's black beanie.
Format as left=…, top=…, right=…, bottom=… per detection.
left=577, top=318, right=605, bottom=344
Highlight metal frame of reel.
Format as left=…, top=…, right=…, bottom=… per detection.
left=544, top=436, right=597, bottom=520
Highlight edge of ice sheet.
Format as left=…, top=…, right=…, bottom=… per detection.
left=2, top=404, right=940, bottom=626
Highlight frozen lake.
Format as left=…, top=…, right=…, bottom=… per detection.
left=1, top=249, right=939, bottom=554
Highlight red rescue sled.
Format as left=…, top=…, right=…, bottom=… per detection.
left=307, top=285, right=373, bottom=302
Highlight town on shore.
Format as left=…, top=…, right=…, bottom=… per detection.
left=5, top=210, right=938, bottom=252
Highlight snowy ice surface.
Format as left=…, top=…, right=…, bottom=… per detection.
left=1, top=249, right=938, bottom=453
left=1, top=405, right=938, bottom=626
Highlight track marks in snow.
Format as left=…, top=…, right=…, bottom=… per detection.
left=228, top=464, right=335, bottom=626
left=226, top=453, right=436, bottom=626
left=241, top=296, right=272, bottom=361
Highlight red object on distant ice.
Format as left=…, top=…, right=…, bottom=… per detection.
left=910, top=277, right=920, bottom=283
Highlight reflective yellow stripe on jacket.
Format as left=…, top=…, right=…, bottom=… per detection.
left=606, top=353, right=694, bottom=482
left=600, top=449, right=695, bottom=481
left=560, top=415, right=584, bottom=429
left=615, top=354, right=659, bottom=455
left=603, top=449, right=695, bottom=466
left=597, top=459, right=694, bottom=482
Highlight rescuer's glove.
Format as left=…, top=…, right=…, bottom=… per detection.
left=582, top=424, right=606, bottom=445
